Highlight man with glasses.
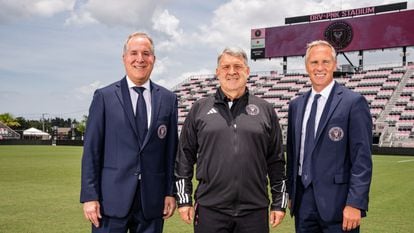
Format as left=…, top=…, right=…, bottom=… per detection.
left=175, top=47, right=287, bottom=233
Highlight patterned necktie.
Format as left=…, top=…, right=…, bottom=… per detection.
left=133, top=87, right=148, bottom=144
left=302, top=94, right=321, bottom=188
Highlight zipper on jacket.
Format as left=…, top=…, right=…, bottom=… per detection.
left=232, top=117, right=242, bottom=216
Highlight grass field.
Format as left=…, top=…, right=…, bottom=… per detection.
left=0, top=145, right=413, bottom=233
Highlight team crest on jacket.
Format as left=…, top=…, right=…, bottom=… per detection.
left=328, top=127, right=344, bottom=141
left=246, top=104, right=259, bottom=115
left=158, top=124, right=167, bottom=139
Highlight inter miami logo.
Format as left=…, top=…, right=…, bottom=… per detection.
left=324, top=21, right=353, bottom=50
left=157, top=124, right=167, bottom=139
left=328, top=127, right=344, bottom=142
left=246, top=104, right=260, bottom=116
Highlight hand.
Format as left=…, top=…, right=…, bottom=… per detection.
left=342, top=205, right=361, bottom=231
left=163, top=196, right=176, bottom=219
left=83, top=201, right=102, bottom=228
left=270, top=210, right=285, bottom=228
left=178, top=206, right=195, bottom=224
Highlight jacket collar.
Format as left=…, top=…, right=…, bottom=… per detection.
left=214, top=87, right=249, bottom=104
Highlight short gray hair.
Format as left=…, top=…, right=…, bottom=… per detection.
left=123, top=32, right=154, bottom=55
left=305, top=40, right=336, bottom=63
left=217, top=47, right=249, bottom=66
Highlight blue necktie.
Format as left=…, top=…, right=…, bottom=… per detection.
left=133, top=87, right=148, bottom=145
left=302, top=94, right=321, bottom=188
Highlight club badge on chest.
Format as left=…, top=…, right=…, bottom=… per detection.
left=158, top=124, right=167, bottom=139
left=328, top=126, right=344, bottom=141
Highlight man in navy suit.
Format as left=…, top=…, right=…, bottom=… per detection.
left=80, top=32, right=178, bottom=233
left=287, top=40, right=372, bottom=233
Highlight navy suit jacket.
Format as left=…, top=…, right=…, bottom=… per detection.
left=287, top=81, right=372, bottom=222
left=80, top=77, right=178, bottom=220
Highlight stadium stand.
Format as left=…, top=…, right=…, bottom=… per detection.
left=0, top=121, right=20, bottom=140
left=173, top=65, right=414, bottom=148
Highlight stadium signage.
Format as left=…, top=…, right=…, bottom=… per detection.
left=251, top=38, right=265, bottom=49
left=285, top=2, right=407, bottom=24
left=310, top=7, right=374, bottom=22
left=324, top=21, right=353, bottom=50
left=251, top=28, right=266, bottom=59
left=251, top=9, right=414, bottom=59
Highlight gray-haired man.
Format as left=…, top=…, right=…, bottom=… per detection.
left=175, top=47, right=287, bottom=233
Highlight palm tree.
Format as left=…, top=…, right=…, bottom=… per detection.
left=0, top=113, right=21, bottom=128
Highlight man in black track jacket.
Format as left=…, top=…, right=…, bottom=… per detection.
left=175, top=47, right=287, bottom=233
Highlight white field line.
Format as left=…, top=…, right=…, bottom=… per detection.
left=397, top=159, right=414, bottom=163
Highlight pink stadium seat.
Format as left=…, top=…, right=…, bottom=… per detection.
left=174, top=67, right=414, bottom=142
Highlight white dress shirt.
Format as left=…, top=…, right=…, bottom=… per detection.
left=126, top=76, right=152, bottom=128
left=298, top=80, right=335, bottom=175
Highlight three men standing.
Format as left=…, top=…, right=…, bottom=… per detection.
left=81, top=34, right=372, bottom=233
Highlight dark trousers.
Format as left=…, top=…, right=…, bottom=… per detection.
left=92, top=185, right=163, bottom=233
left=294, top=181, right=359, bottom=233
left=194, top=205, right=269, bottom=233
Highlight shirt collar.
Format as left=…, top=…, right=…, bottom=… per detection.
left=311, top=80, right=335, bottom=99
left=126, top=76, right=151, bottom=90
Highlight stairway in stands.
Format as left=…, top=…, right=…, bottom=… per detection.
left=378, top=68, right=414, bottom=147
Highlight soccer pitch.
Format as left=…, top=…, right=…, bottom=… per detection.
left=0, top=145, right=413, bottom=233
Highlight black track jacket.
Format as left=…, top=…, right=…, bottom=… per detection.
left=175, top=88, right=287, bottom=216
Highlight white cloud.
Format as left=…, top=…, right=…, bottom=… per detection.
left=195, top=0, right=288, bottom=48
left=152, top=9, right=184, bottom=51
left=0, top=0, right=75, bottom=22
left=152, top=9, right=181, bottom=38
left=33, top=0, right=74, bottom=16
left=152, top=56, right=170, bottom=77
left=65, top=0, right=185, bottom=54
left=66, top=0, right=165, bottom=28
left=75, top=81, right=102, bottom=98
left=65, top=10, right=97, bottom=26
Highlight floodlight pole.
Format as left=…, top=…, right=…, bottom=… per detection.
left=402, top=46, right=407, bottom=66
left=41, top=113, right=48, bottom=132
left=358, top=50, right=364, bottom=71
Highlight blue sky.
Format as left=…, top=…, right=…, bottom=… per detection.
left=0, top=0, right=413, bottom=120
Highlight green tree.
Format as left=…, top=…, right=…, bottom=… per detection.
left=15, top=117, right=29, bottom=130
left=76, top=115, right=88, bottom=139
left=0, top=113, right=21, bottom=128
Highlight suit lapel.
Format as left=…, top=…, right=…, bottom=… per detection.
left=117, top=77, right=139, bottom=138
left=295, top=91, right=311, bottom=158
left=314, top=82, right=343, bottom=145
left=141, top=81, right=161, bottom=149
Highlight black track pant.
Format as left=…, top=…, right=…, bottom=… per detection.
left=194, top=205, right=269, bottom=233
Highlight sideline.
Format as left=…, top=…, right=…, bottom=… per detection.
left=397, top=159, right=414, bottom=163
